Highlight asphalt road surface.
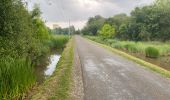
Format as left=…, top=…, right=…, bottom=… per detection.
left=75, top=36, right=170, bottom=100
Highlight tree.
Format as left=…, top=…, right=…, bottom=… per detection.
left=82, top=0, right=170, bottom=41
left=99, top=24, right=115, bottom=39
left=52, top=25, right=75, bottom=35
left=82, top=15, right=105, bottom=35
left=0, top=0, right=35, bottom=58
left=75, top=29, right=81, bottom=35
left=31, top=4, right=41, bottom=19
left=106, top=13, right=130, bottom=28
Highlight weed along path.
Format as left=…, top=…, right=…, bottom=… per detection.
left=75, top=36, right=170, bottom=100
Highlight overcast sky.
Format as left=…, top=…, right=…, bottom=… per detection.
left=27, top=0, right=155, bottom=29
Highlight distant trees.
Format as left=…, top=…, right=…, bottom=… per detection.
left=52, top=25, right=75, bottom=35
left=81, top=0, right=170, bottom=41
left=106, top=13, right=130, bottom=30
left=81, top=15, right=105, bottom=35
left=74, top=29, right=81, bottom=35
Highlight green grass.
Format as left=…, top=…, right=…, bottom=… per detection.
left=0, top=58, right=35, bottom=100
left=145, top=47, right=160, bottom=58
left=32, top=38, right=74, bottom=100
left=87, top=38, right=170, bottom=79
left=49, top=35, right=70, bottom=49
left=0, top=35, right=70, bottom=100
left=86, top=36, right=170, bottom=56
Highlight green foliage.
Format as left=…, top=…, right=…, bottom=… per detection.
left=111, top=42, right=124, bottom=49
left=32, top=39, right=73, bottom=99
left=87, top=36, right=170, bottom=57
left=145, top=47, right=160, bottom=58
left=124, top=43, right=139, bottom=53
left=49, top=35, right=69, bottom=49
left=82, top=15, right=105, bottom=35
left=74, top=29, right=81, bottom=35
left=105, top=39, right=117, bottom=45
left=82, top=0, right=170, bottom=41
left=0, top=0, right=70, bottom=99
left=95, top=40, right=170, bottom=80
left=31, top=4, right=41, bottom=19
left=52, top=26, right=75, bottom=35
left=106, top=13, right=130, bottom=32
left=32, top=18, right=50, bottom=41
left=0, top=0, right=33, bottom=58
left=0, top=58, right=35, bottom=99
left=99, top=24, right=115, bottom=39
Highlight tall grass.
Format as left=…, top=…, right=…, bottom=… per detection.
left=145, top=47, right=160, bottom=58
left=49, top=35, right=69, bottom=49
left=0, top=35, right=70, bottom=99
left=86, top=36, right=170, bottom=57
left=0, top=58, right=35, bottom=99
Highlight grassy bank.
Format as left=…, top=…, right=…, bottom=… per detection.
left=32, top=38, right=74, bottom=100
left=87, top=36, right=170, bottom=57
left=86, top=37, right=170, bottom=79
left=0, top=35, right=69, bottom=99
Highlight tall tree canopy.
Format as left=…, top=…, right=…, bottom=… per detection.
left=82, top=0, right=170, bottom=41
left=82, top=15, right=105, bottom=35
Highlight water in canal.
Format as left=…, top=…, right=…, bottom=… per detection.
left=34, top=51, right=61, bottom=84
left=44, top=54, right=61, bottom=76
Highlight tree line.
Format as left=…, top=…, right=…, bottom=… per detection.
left=52, top=26, right=76, bottom=35
left=81, top=0, right=170, bottom=41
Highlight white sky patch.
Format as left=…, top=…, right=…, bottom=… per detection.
left=77, top=0, right=101, bottom=10
left=27, top=0, right=155, bottom=29
left=46, top=20, right=87, bottom=30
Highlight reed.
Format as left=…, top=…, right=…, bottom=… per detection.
left=0, top=58, right=35, bottom=99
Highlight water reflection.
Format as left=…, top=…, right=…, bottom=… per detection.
left=34, top=51, right=61, bottom=84
left=45, top=54, right=61, bottom=76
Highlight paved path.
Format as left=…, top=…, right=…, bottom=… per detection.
left=75, top=36, right=170, bottom=100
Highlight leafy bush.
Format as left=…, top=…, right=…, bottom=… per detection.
left=145, top=47, right=160, bottom=58
left=99, top=24, right=115, bottom=39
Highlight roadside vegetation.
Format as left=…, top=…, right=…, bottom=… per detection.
left=49, top=35, right=69, bottom=49
left=82, top=0, right=170, bottom=74
left=82, top=0, right=170, bottom=42
left=32, top=39, right=74, bottom=100
left=0, top=0, right=69, bottom=99
left=89, top=39, right=170, bottom=79
left=86, top=36, right=170, bottom=58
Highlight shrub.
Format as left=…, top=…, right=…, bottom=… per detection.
left=145, top=47, right=160, bottom=58
left=106, top=39, right=117, bottom=45
left=124, top=43, right=139, bottom=53
left=111, top=43, right=124, bottom=49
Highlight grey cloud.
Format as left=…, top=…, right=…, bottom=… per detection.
left=27, top=0, right=155, bottom=28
